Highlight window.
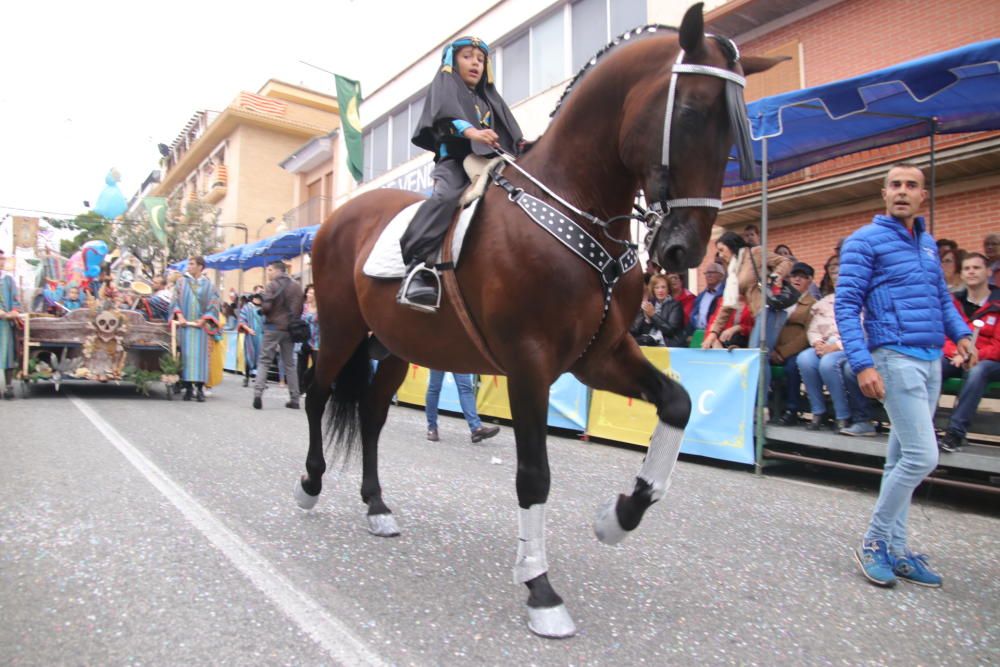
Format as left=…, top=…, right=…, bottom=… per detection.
left=530, top=11, right=566, bottom=95
left=500, top=1, right=647, bottom=104
left=408, top=97, right=425, bottom=160
left=390, top=107, right=410, bottom=167
left=501, top=33, right=530, bottom=103
left=371, top=121, right=389, bottom=178
left=361, top=94, right=428, bottom=181
left=572, top=0, right=647, bottom=70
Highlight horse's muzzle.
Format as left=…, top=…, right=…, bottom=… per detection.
left=648, top=215, right=707, bottom=271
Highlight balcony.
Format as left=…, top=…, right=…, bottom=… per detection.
left=282, top=196, right=330, bottom=229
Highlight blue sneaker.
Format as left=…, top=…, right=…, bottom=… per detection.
left=892, top=551, right=943, bottom=587
left=853, top=539, right=897, bottom=587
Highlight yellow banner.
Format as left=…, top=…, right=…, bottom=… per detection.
left=476, top=374, right=513, bottom=420
left=585, top=347, right=672, bottom=447
left=396, top=363, right=429, bottom=406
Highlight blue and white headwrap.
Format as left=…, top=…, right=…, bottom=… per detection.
left=441, top=36, right=493, bottom=83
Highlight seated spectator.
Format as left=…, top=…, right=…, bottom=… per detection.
left=666, top=272, right=695, bottom=328
left=984, top=232, right=1000, bottom=287
left=780, top=259, right=875, bottom=434
left=938, top=252, right=1000, bottom=452
left=702, top=296, right=753, bottom=349
left=768, top=263, right=816, bottom=421
left=701, top=231, right=793, bottom=351
left=688, top=262, right=725, bottom=335
left=630, top=274, right=685, bottom=347
left=774, top=244, right=794, bottom=259
left=642, top=258, right=663, bottom=286
left=939, top=246, right=965, bottom=293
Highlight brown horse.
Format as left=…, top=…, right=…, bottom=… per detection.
left=297, top=3, right=783, bottom=638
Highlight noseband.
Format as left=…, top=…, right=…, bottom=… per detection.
left=646, top=36, right=755, bottom=233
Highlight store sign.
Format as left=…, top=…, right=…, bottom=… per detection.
left=382, top=160, right=434, bottom=194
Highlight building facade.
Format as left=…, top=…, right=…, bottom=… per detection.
left=152, top=80, right=341, bottom=291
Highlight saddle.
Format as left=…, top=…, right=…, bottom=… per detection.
left=361, top=155, right=504, bottom=280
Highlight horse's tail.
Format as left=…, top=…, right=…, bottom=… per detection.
left=324, top=340, right=373, bottom=463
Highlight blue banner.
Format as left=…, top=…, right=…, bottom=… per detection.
left=547, top=373, right=589, bottom=431
left=661, top=348, right=760, bottom=464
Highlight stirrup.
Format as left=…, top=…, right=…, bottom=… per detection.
left=396, top=263, right=441, bottom=313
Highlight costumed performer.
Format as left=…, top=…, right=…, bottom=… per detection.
left=171, top=255, right=220, bottom=402
left=0, top=272, right=22, bottom=399
left=238, top=292, right=264, bottom=388
left=398, top=35, right=524, bottom=310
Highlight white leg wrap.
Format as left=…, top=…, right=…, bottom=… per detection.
left=637, top=422, right=684, bottom=502
left=513, top=503, right=548, bottom=585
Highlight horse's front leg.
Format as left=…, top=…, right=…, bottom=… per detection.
left=507, top=372, right=576, bottom=639
left=573, top=336, right=691, bottom=545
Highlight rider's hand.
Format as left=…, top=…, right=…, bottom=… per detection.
left=464, top=127, right=500, bottom=148
left=857, top=367, right=885, bottom=401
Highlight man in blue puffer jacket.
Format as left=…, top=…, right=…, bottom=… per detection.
left=836, top=163, right=977, bottom=589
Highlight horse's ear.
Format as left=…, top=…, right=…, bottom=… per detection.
left=741, top=55, right=792, bottom=76
left=679, top=3, right=705, bottom=53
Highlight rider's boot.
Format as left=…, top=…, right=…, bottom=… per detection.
left=397, top=260, right=439, bottom=311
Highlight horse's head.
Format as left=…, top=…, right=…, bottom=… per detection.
left=621, top=3, right=787, bottom=271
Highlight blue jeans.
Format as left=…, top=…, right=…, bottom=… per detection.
left=864, top=349, right=941, bottom=553
left=781, top=351, right=803, bottom=413
left=798, top=348, right=851, bottom=419
left=944, top=359, right=1000, bottom=437
left=426, top=370, right=482, bottom=432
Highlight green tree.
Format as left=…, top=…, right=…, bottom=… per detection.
left=44, top=211, right=114, bottom=256
left=115, top=194, right=221, bottom=277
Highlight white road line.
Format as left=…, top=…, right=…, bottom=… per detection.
left=70, top=396, right=387, bottom=667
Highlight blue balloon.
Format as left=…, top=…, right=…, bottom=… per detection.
left=93, top=168, right=127, bottom=220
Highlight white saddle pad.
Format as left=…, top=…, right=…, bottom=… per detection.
left=362, top=199, right=481, bottom=279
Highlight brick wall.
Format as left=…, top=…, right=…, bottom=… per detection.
left=740, top=0, right=1000, bottom=87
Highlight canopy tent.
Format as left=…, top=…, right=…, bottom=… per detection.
left=238, top=225, right=319, bottom=268
left=168, top=224, right=320, bottom=274
left=724, top=38, right=1000, bottom=187
left=721, top=39, right=1000, bottom=471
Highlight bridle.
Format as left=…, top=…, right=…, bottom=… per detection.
left=644, top=35, right=756, bottom=243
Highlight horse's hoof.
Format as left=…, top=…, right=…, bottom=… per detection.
left=593, top=496, right=628, bottom=545
left=527, top=604, right=576, bottom=638
left=294, top=478, right=320, bottom=510
left=367, top=513, right=400, bottom=537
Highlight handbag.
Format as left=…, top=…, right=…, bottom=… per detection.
left=288, top=318, right=311, bottom=344
left=750, top=252, right=800, bottom=310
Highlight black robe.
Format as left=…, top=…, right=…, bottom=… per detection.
left=411, top=58, right=523, bottom=160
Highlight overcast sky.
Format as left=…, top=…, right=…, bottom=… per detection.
left=0, top=0, right=496, bottom=222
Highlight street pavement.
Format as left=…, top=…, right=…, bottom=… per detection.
left=2, top=377, right=997, bottom=666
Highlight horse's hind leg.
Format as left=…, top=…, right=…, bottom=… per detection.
left=572, top=337, right=691, bottom=545
left=358, top=354, right=409, bottom=536
left=507, top=372, right=576, bottom=638
left=296, top=338, right=363, bottom=509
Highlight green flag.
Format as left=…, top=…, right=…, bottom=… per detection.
left=334, top=74, right=364, bottom=182
left=142, top=196, right=168, bottom=245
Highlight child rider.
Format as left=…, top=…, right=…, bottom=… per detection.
left=398, top=36, right=524, bottom=311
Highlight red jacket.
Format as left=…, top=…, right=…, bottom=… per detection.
left=943, top=288, right=1000, bottom=362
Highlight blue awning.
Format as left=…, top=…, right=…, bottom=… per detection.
left=238, top=225, right=320, bottom=268
left=724, top=39, right=1000, bottom=185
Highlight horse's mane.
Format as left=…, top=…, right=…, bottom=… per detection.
left=549, top=24, right=678, bottom=119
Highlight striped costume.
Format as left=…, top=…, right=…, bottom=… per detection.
left=238, top=302, right=264, bottom=375
left=171, top=276, right=220, bottom=383
left=0, top=275, right=21, bottom=370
